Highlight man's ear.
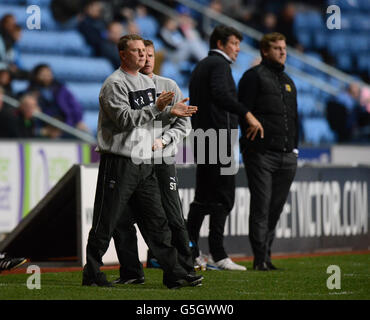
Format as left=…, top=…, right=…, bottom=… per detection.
left=261, top=48, right=267, bottom=59
left=119, top=50, right=125, bottom=61
left=216, top=39, right=224, bottom=50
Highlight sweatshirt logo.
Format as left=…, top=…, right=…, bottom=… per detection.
left=148, top=92, right=154, bottom=102
left=128, top=88, right=156, bottom=110
left=285, top=84, right=292, bottom=92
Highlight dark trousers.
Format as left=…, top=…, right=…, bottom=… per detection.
left=114, top=162, right=194, bottom=278
left=187, top=163, right=235, bottom=262
left=84, top=154, right=187, bottom=283
left=242, top=150, right=297, bottom=264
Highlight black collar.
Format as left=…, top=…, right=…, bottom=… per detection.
left=261, top=58, right=285, bottom=73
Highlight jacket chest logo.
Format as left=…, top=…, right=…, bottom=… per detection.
left=285, top=84, right=292, bottom=92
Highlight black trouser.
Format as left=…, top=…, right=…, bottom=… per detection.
left=186, top=163, right=235, bottom=262
left=242, top=149, right=297, bottom=264
left=84, top=154, right=187, bottom=284
left=114, top=162, right=194, bottom=277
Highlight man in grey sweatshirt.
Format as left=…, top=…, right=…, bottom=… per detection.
left=82, top=34, right=201, bottom=289
left=113, top=40, right=195, bottom=285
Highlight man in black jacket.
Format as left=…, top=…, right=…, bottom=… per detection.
left=187, top=25, right=263, bottom=270
left=238, top=32, right=298, bottom=271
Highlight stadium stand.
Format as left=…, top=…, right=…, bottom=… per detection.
left=0, top=0, right=369, bottom=144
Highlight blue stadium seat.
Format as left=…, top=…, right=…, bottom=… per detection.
left=348, top=34, right=369, bottom=52
left=291, top=76, right=311, bottom=93
left=160, top=61, right=185, bottom=86
left=357, top=54, right=370, bottom=72
left=327, top=0, right=360, bottom=10
left=358, top=0, right=370, bottom=10
left=135, top=15, right=159, bottom=39
left=235, top=51, right=255, bottom=70
left=298, top=94, right=319, bottom=117
left=26, top=0, right=52, bottom=6
left=66, top=82, right=101, bottom=110
left=327, top=33, right=349, bottom=54
left=295, top=30, right=311, bottom=48
left=302, top=117, right=336, bottom=145
left=180, top=87, right=189, bottom=99
left=0, top=0, right=25, bottom=4
left=83, top=111, right=99, bottom=136
left=20, top=53, right=114, bottom=82
left=339, top=13, right=352, bottom=30
left=294, top=11, right=324, bottom=30
left=11, top=79, right=29, bottom=94
left=313, top=32, right=327, bottom=49
left=335, top=53, right=352, bottom=71
left=0, top=4, right=58, bottom=30
left=232, top=68, right=244, bottom=85
left=152, top=37, right=164, bottom=51
left=18, top=30, right=92, bottom=56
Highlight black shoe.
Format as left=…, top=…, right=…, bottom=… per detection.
left=266, top=262, right=278, bottom=270
left=165, top=274, right=204, bottom=289
left=0, top=255, right=27, bottom=272
left=82, top=272, right=114, bottom=287
left=184, top=274, right=204, bottom=287
left=253, top=261, right=269, bottom=271
left=113, top=276, right=145, bottom=284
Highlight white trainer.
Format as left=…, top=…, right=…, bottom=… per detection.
left=214, top=257, right=247, bottom=271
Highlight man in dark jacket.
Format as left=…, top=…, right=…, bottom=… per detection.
left=238, top=32, right=298, bottom=271
left=187, top=25, right=263, bottom=270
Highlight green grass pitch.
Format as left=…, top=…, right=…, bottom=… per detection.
left=0, top=253, right=369, bottom=300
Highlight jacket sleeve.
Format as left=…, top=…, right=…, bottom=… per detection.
left=100, top=81, right=161, bottom=131
left=209, top=61, right=249, bottom=117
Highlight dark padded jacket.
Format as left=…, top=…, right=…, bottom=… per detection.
left=238, top=59, right=298, bottom=153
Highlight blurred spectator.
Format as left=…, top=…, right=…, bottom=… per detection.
left=0, top=85, right=19, bottom=138
left=259, top=12, right=277, bottom=34
left=218, top=0, right=254, bottom=25
left=276, top=3, right=303, bottom=51
left=0, top=15, right=27, bottom=79
left=14, top=94, right=43, bottom=138
left=134, top=4, right=159, bottom=39
left=26, top=64, right=89, bottom=138
left=159, top=16, right=206, bottom=64
left=0, top=68, right=13, bottom=96
left=201, top=0, right=224, bottom=36
left=78, top=0, right=106, bottom=56
left=100, top=21, right=125, bottom=68
left=177, top=5, right=208, bottom=60
left=125, top=19, right=140, bottom=34
left=326, top=83, right=362, bottom=142
left=357, top=85, right=370, bottom=134
left=51, top=0, right=85, bottom=24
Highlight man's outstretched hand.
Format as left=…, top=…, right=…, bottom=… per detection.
left=170, top=98, right=198, bottom=117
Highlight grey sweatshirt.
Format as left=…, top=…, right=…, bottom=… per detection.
left=96, top=68, right=190, bottom=161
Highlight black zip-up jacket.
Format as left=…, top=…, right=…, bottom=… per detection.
left=189, top=51, right=249, bottom=132
left=238, top=59, right=298, bottom=153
